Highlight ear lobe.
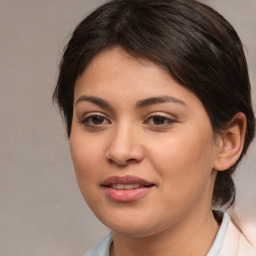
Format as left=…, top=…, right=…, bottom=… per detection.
left=213, top=112, right=247, bottom=171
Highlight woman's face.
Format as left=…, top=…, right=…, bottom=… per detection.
left=70, top=47, right=220, bottom=237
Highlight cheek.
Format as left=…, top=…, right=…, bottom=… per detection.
left=69, top=136, right=106, bottom=212
left=148, top=125, right=216, bottom=197
left=69, top=129, right=104, bottom=188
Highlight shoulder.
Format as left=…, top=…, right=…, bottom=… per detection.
left=219, top=217, right=256, bottom=256
left=84, top=232, right=112, bottom=256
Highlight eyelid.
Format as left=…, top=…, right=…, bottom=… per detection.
left=144, top=112, right=177, bottom=126
left=80, top=112, right=111, bottom=127
left=145, top=112, right=177, bottom=120
left=81, top=111, right=108, bottom=119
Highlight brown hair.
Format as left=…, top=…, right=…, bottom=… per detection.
left=53, top=0, right=255, bottom=208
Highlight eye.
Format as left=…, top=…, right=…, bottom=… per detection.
left=81, top=114, right=110, bottom=127
left=145, top=115, right=176, bottom=126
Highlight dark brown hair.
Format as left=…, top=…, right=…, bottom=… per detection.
left=53, top=0, right=255, bottom=208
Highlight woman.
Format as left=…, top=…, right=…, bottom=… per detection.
left=53, top=0, right=256, bottom=255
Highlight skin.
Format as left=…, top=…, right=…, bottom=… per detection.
left=70, top=47, right=246, bottom=256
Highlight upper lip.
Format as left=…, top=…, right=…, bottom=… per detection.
left=101, top=175, right=154, bottom=187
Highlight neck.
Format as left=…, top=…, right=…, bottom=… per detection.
left=110, top=208, right=220, bottom=256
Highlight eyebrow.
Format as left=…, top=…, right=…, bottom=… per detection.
left=136, top=96, right=186, bottom=108
left=75, top=95, right=186, bottom=109
left=75, top=95, right=112, bottom=110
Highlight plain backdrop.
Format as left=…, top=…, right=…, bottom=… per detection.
left=0, top=0, right=255, bottom=255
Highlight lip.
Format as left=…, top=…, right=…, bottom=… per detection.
left=101, top=175, right=155, bottom=202
left=101, top=175, right=153, bottom=186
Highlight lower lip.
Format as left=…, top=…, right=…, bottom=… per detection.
left=103, top=187, right=154, bottom=202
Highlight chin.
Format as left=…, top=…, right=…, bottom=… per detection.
left=112, top=225, right=157, bottom=238
left=101, top=215, right=167, bottom=239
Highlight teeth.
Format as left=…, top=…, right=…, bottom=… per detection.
left=116, top=184, right=125, bottom=190
left=133, top=184, right=140, bottom=189
left=111, top=184, right=141, bottom=190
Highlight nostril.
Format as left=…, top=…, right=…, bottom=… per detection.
left=107, top=157, right=138, bottom=166
left=126, top=158, right=138, bottom=163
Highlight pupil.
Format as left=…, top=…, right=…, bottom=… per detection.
left=92, top=116, right=104, bottom=124
left=153, top=116, right=165, bottom=125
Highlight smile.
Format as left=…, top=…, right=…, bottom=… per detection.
left=111, top=184, right=142, bottom=190
left=101, top=175, right=155, bottom=202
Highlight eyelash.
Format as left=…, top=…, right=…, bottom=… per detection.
left=81, top=114, right=110, bottom=127
left=80, top=113, right=176, bottom=128
left=144, top=114, right=176, bottom=127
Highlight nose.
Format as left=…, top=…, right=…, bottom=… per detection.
left=106, top=124, right=144, bottom=166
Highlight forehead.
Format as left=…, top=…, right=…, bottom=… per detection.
left=80, top=47, right=167, bottom=82
left=75, top=47, right=180, bottom=96
left=75, top=47, right=209, bottom=112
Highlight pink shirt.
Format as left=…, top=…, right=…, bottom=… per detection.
left=218, top=217, right=255, bottom=255
left=85, top=212, right=256, bottom=256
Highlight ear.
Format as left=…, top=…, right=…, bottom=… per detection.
left=213, top=112, right=247, bottom=171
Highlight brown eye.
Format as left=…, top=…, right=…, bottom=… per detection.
left=82, top=114, right=110, bottom=127
left=91, top=115, right=105, bottom=125
left=144, top=115, right=176, bottom=127
left=152, top=116, right=166, bottom=125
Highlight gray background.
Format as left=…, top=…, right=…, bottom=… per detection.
left=0, top=0, right=255, bottom=255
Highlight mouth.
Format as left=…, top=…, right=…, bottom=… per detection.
left=110, top=183, right=151, bottom=190
left=101, top=175, right=155, bottom=188
left=101, top=175, right=155, bottom=202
